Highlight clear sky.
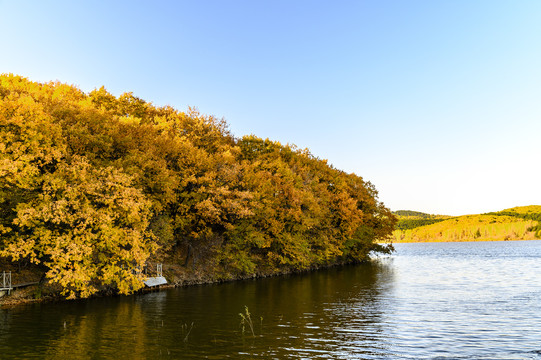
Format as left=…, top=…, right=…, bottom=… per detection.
left=1, top=0, right=540, bottom=215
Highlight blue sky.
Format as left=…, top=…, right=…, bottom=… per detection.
left=1, top=0, right=540, bottom=215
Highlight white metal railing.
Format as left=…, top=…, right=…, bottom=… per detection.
left=1, top=271, right=12, bottom=295
left=133, top=263, right=163, bottom=277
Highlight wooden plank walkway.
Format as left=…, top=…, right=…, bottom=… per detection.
left=11, top=281, right=40, bottom=289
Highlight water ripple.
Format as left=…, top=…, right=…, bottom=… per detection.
left=1, top=240, right=541, bottom=359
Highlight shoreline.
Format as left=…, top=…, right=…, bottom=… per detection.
left=4, top=238, right=539, bottom=308
left=0, top=260, right=362, bottom=309
left=392, top=238, right=540, bottom=244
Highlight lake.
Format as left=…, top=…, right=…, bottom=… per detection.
left=1, top=240, right=541, bottom=359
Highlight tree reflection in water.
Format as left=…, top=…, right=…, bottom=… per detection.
left=0, top=261, right=395, bottom=359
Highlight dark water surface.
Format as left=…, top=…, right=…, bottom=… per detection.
left=1, top=240, right=541, bottom=359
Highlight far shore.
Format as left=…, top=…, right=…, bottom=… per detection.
left=392, top=238, right=540, bottom=244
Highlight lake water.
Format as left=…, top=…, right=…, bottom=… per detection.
left=1, top=240, right=541, bottom=359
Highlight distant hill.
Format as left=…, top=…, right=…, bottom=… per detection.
left=485, top=205, right=541, bottom=219
left=393, top=210, right=436, bottom=218
left=392, top=205, right=541, bottom=242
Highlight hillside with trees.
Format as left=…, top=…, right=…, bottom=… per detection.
left=393, top=206, right=541, bottom=242
left=0, top=74, right=396, bottom=299
left=393, top=210, right=451, bottom=230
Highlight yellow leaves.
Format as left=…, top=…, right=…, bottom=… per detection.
left=118, top=114, right=142, bottom=126
left=0, top=84, right=66, bottom=193
left=1, top=238, right=37, bottom=263
left=89, top=86, right=117, bottom=111
left=195, top=199, right=221, bottom=223
left=2, top=153, right=158, bottom=298
left=50, top=81, right=85, bottom=103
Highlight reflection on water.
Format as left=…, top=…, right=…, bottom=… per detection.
left=250, top=261, right=395, bottom=359
left=1, top=240, right=541, bottom=359
left=0, top=263, right=393, bottom=359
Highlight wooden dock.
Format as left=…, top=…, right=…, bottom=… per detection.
left=11, top=281, right=40, bottom=289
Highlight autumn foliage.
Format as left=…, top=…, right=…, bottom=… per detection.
left=0, top=74, right=395, bottom=298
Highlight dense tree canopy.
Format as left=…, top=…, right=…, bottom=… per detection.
left=0, top=74, right=396, bottom=298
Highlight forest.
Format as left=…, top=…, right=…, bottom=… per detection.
left=0, top=74, right=396, bottom=299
